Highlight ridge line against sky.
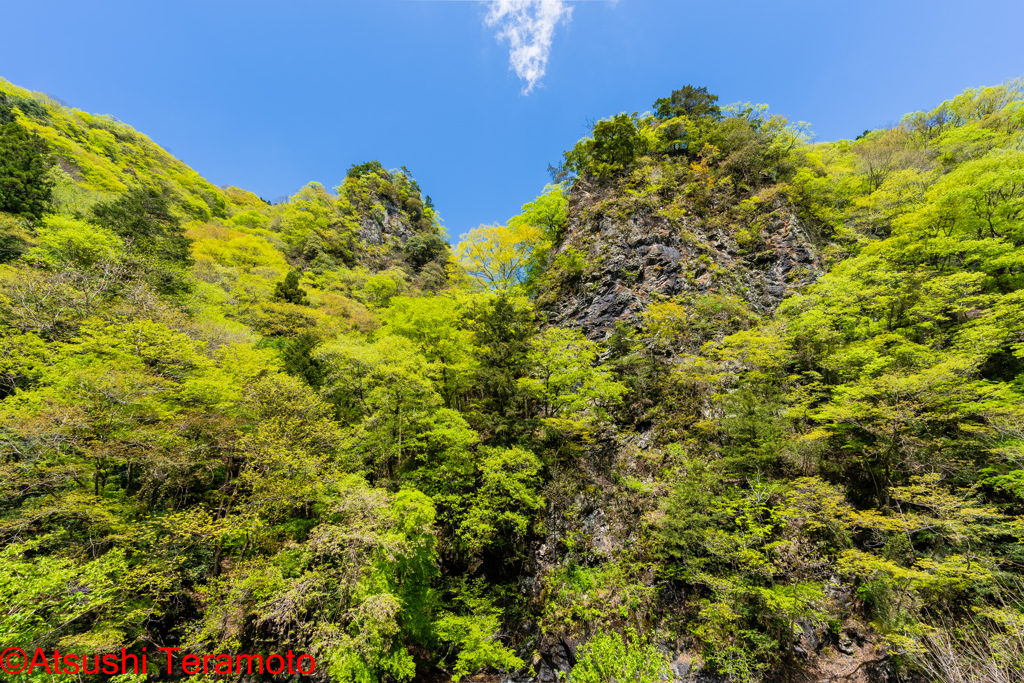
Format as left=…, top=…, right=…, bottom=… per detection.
left=1, top=0, right=1022, bottom=243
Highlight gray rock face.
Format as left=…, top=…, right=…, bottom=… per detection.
left=358, top=197, right=416, bottom=247
left=542, top=184, right=823, bottom=339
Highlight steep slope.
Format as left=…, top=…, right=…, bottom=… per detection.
left=544, top=176, right=822, bottom=340
left=0, top=78, right=451, bottom=341
left=500, top=82, right=1024, bottom=683
left=1, top=78, right=233, bottom=219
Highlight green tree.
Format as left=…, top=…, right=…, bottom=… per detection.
left=274, top=269, right=310, bottom=305
left=654, top=84, right=722, bottom=121
left=91, top=185, right=194, bottom=295
left=517, top=327, right=627, bottom=423
left=25, top=215, right=123, bottom=268
left=404, top=233, right=449, bottom=270
left=317, top=334, right=446, bottom=482
left=458, top=446, right=545, bottom=560
left=434, top=599, right=524, bottom=682
left=450, top=223, right=543, bottom=292
left=381, top=295, right=477, bottom=409
left=0, top=121, right=55, bottom=219
left=282, top=330, right=325, bottom=387
left=468, top=294, right=537, bottom=422
left=91, top=185, right=191, bottom=264
left=561, top=114, right=653, bottom=181
left=509, top=184, right=570, bottom=292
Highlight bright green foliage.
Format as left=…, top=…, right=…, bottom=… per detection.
left=509, top=183, right=570, bottom=292
left=92, top=186, right=191, bottom=264
left=643, top=293, right=759, bottom=353
left=0, top=78, right=540, bottom=683
left=91, top=186, right=194, bottom=296
left=659, top=476, right=830, bottom=682
left=282, top=181, right=360, bottom=266
left=1, top=78, right=230, bottom=218
left=565, top=629, right=672, bottom=683
left=381, top=295, right=477, bottom=409
left=282, top=182, right=335, bottom=239
left=467, top=293, right=537, bottom=422
left=434, top=593, right=524, bottom=681
left=0, top=329, right=49, bottom=397
left=654, top=85, right=723, bottom=121
left=362, top=271, right=403, bottom=306
left=541, top=560, right=657, bottom=634
left=558, top=85, right=807, bottom=191
left=26, top=215, right=122, bottom=267
left=458, top=446, right=545, bottom=557
left=192, top=484, right=440, bottom=683
left=404, top=233, right=449, bottom=270
left=0, top=89, right=48, bottom=123
left=561, top=113, right=654, bottom=180
left=509, top=184, right=569, bottom=243
left=451, top=223, right=543, bottom=292
left=193, top=229, right=288, bottom=274
left=518, top=327, right=627, bottom=423
left=282, top=330, right=326, bottom=387
left=317, top=334, right=450, bottom=482
left=339, top=163, right=441, bottom=238
left=0, top=538, right=125, bottom=645
left=323, top=489, right=438, bottom=683
left=0, top=121, right=55, bottom=219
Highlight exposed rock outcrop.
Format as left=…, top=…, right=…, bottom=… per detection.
left=541, top=180, right=823, bottom=338
left=358, top=197, right=418, bottom=247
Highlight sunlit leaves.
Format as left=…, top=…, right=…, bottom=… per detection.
left=450, top=223, right=542, bottom=292
left=518, top=327, right=626, bottom=422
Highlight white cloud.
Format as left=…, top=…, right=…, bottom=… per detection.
left=485, top=0, right=573, bottom=94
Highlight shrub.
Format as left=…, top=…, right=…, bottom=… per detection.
left=566, top=629, right=671, bottom=683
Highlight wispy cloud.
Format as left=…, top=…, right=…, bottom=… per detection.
left=485, top=0, right=573, bottom=94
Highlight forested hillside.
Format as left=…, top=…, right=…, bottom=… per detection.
left=1, top=75, right=1023, bottom=683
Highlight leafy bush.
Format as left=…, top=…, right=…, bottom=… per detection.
left=26, top=215, right=122, bottom=267
left=434, top=595, right=524, bottom=682
left=561, top=114, right=652, bottom=181
left=404, top=233, right=449, bottom=269
left=565, top=629, right=671, bottom=683
left=654, top=85, right=723, bottom=121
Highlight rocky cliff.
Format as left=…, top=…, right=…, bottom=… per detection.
left=539, top=178, right=823, bottom=339
left=512, top=177, right=923, bottom=683
left=358, top=196, right=419, bottom=247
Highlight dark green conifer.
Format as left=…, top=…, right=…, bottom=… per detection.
left=0, top=122, right=55, bottom=220
left=273, top=270, right=310, bottom=306
left=282, top=330, right=324, bottom=388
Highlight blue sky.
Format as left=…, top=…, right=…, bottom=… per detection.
left=2, top=0, right=1022, bottom=241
